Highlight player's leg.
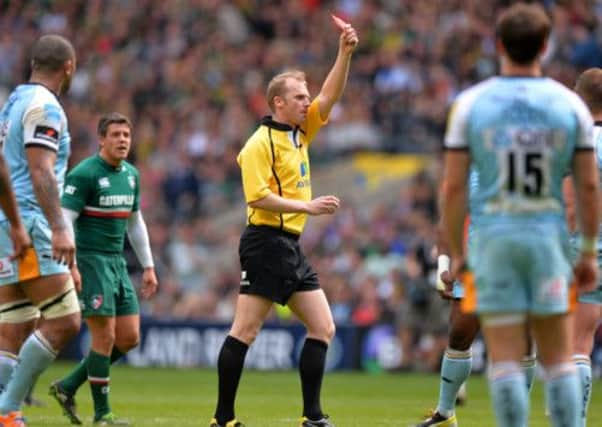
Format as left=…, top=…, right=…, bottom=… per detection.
left=522, top=332, right=536, bottom=392
left=287, top=289, right=336, bottom=427
left=0, top=273, right=80, bottom=416
left=529, top=230, right=581, bottom=427
left=85, top=315, right=121, bottom=423
left=420, top=302, right=478, bottom=427
left=482, top=315, right=529, bottom=427
left=0, top=284, right=38, bottom=392
left=531, top=313, right=581, bottom=427
left=212, top=294, right=272, bottom=426
left=55, top=254, right=138, bottom=399
left=572, top=302, right=601, bottom=427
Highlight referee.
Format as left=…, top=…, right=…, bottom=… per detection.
left=210, top=16, right=359, bottom=427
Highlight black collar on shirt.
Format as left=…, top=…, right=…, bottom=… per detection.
left=260, top=116, right=295, bottom=131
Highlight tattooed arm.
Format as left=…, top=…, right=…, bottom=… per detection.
left=26, top=146, right=74, bottom=267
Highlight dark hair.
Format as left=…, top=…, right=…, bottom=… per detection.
left=575, top=68, right=602, bottom=115
left=97, top=112, right=132, bottom=137
left=31, top=35, right=75, bottom=73
left=496, top=3, right=551, bottom=65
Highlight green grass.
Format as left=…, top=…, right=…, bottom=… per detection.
left=23, top=362, right=602, bottom=426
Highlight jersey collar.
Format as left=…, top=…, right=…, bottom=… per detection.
left=260, top=116, right=295, bottom=131
left=95, top=154, right=123, bottom=172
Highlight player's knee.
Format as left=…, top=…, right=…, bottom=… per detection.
left=40, top=313, right=81, bottom=351
left=448, top=330, right=473, bottom=352
left=324, top=320, right=336, bottom=342
left=116, top=330, right=139, bottom=352
left=309, top=320, right=335, bottom=344
left=91, top=327, right=116, bottom=353
left=230, top=322, right=262, bottom=345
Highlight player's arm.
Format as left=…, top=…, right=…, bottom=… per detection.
left=127, top=171, right=157, bottom=299
left=127, top=211, right=158, bottom=299
left=249, top=193, right=340, bottom=216
left=572, top=149, right=600, bottom=294
left=562, top=176, right=577, bottom=233
left=0, top=154, right=30, bottom=259
left=441, top=151, right=470, bottom=275
left=315, top=15, right=359, bottom=121
left=26, top=146, right=74, bottom=267
left=240, top=139, right=339, bottom=216
left=61, top=207, right=82, bottom=291
left=435, top=179, right=454, bottom=299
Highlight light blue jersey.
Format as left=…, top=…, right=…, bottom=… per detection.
left=446, top=76, right=594, bottom=314
left=0, top=83, right=70, bottom=219
left=0, top=83, right=71, bottom=284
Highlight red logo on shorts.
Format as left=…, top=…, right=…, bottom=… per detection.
left=91, top=295, right=103, bottom=310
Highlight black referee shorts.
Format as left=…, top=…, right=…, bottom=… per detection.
left=238, top=225, right=320, bottom=305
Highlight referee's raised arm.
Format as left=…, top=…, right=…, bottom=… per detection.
left=315, top=15, right=359, bottom=122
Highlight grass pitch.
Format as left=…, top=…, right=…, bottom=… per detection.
left=24, top=362, right=602, bottom=426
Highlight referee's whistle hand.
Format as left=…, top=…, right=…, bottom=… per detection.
left=306, top=195, right=340, bottom=216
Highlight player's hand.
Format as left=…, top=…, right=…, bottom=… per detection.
left=8, top=222, right=31, bottom=261
left=331, top=14, right=359, bottom=55
left=437, top=270, right=455, bottom=300
left=574, top=252, right=598, bottom=295
left=51, top=227, right=75, bottom=268
left=451, top=255, right=468, bottom=283
left=141, top=267, right=158, bottom=299
left=305, top=195, right=340, bottom=216
left=70, top=264, right=82, bottom=293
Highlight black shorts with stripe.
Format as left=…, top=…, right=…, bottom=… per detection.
left=238, top=225, right=320, bottom=305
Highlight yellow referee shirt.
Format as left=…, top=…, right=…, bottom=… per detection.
left=237, top=99, right=327, bottom=235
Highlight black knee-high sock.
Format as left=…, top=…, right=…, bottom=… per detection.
left=215, top=335, right=249, bottom=424
left=299, top=338, right=328, bottom=420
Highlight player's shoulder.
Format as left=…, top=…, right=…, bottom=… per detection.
left=17, top=84, right=66, bottom=130
left=241, top=121, right=272, bottom=152
left=25, top=84, right=64, bottom=112
left=454, top=77, right=499, bottom=105
left=449, top=77, right=500, bottom=120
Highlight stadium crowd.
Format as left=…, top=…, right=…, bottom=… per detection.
left=1, top=0, right=601, bottom=370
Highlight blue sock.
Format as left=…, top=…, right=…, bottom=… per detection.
left=436, top=348, right=472, bottom=417
left=521, top=354, right=536, bottom=393
left=0, top=352, right=18, bottom=393
left=573, top=355, right=592, bottom=427
left=545, top=363, right=581, bottom=427
left=489, top=362, right=528, bottom=427
left=0, top=332, right=56, bottom=413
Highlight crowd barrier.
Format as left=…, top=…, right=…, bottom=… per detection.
left=60, top=318, right=602, bottom=375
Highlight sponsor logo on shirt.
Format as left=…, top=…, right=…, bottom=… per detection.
left=64, top=185, right=76, bottom=195
left=128, top=175, right=135, bottom=189
left=33, top=125, right=59, bottom=146
left=99, top=195, right=135, bottom=207
left=98, top=177, right=110, bottom=188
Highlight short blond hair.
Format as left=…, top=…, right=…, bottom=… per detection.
left=266, top=69, right=306, bottom=112
left=575, top=68, right=602, bottom=115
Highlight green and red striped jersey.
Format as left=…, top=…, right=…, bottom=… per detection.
left=62, top=154, right=140, bottom=253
